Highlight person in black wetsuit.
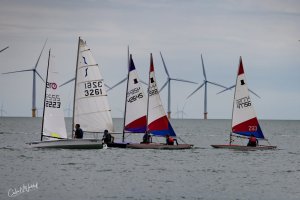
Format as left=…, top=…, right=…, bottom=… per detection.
left=102, top=129, right=114, bottom=144
left=247, top=134, right=258, bottom=147
left=141, top=132, right=152, bottom=144
left=74, top=124, right=83, bottom=139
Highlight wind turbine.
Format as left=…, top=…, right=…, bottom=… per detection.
left=159, top=52, right=197, bottom=119
left=174, top=102, right=188, bottom=119
left=106, top=46, right=147, bottom=92
left=187, top=54, right=227, bottom=119
left=0, top=103, right=8, bottom=117
left=216, top=58, right=261, bottom=97
left=0, top=46, right=9, bottom=53
left=64, top=102, right=73, bottom=117
left=2, top=40, right=47, bottom=117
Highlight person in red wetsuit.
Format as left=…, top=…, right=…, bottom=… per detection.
left=247, top=134, right=258, bottom=147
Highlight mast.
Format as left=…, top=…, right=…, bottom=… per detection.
left=72, top=37, right=81, bottom=138
left=230, top=56, right=242, bottom=145
left=146, top=53, right=152, bottom=132
left=41, top=49, right=51, bottom=141
left=122, top=46, right=130, bottom=142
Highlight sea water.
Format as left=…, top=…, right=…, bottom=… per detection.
left=0, top=117, right=299, bottom=200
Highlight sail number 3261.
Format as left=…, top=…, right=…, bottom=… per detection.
left=84, top=81, right=103, bottom=96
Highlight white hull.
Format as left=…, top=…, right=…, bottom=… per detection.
left=28, top=139, right=103, bottom=149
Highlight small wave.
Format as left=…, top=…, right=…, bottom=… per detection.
left=61, top=162, right=77, bottom=165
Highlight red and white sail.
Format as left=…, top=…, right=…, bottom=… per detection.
left=147, top=54, right=176, bottom=137
left=231, top=57, right=264, bottom=139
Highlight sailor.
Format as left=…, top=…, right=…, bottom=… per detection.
left=74, top=124, right=84, bottom=139
left=166, top=134, right=175, bottom=145
left=141, top=131, right=152, bottom=144
left=102, top=129, right=114, bottom=144
left=247, top=134, right=258, bottom=147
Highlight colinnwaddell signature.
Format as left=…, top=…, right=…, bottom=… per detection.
left=8, top=182, right=38, bottom=198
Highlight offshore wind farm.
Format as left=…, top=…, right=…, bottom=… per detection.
left=0, top=1, right=299, bottom=121
left=1, top=1, right=300, bottom=200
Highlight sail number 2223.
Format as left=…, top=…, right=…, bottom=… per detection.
left=84, top=81, right=103, bottom=96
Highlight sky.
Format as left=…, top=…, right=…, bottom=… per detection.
left=0, top=0, right=299, bottom=120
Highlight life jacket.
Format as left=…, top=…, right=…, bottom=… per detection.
left=249, top=137, right=256, bottom=143
left=167, top=137, right=174, bottom=145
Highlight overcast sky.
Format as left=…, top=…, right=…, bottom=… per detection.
left=0, top=0, right=299, bottom=120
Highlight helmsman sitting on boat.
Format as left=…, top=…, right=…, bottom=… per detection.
left=74, top=124, right=83, bottom=139
left=141, top=132, right=152, bottom=144
left=247, top=134, right=258, bottom=147
left=102, top=130, right=114, bottom=144
left=166, top=134, right=178, bottom=145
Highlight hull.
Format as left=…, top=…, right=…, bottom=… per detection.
left=211, top=144, right=277, bottom=150
left=28, top=139, right=103, bottom=149
left=106, top=142, right=128, bottom=148
left=127, top=143, right=193, bottom=150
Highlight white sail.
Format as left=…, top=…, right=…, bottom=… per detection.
left=231, top=57, right=264, bottom=139
left=124, top=55, right=147, bottom=133
left=42, top=50, right=67, bottom=140
left=73, top=38, right=114, bottom=133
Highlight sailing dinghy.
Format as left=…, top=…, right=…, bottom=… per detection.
left=127, top=54, right=193, bottom=149
left=30, top=37, right=115, bottom=149
left=211, top=57, right=276, bottom=150
left=109, top=53, right=148, bottom=148
left=28, top=49, right=103, bottom=149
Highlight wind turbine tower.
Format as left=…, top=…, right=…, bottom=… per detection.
left=2, top=40, right=47, bottom=117
left=159, top=52, right=197, bottom=119
left=187, top=54, right=227, bottom=119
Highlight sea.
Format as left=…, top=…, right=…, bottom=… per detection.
left=0, top=117, right=299, bottom=200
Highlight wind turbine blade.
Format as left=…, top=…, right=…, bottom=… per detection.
left=2, top=69, right=33, bottom=75
left=207, top=81, right=227, bottom=89
left=60, top=77, right=75, bottom=87
left=0, top=46, right=9, bottom=53
left=140, top=80, right=148, bottom=86
left=217, top=85, right=235, bottom=94
left=249, top=89, right=261, bottom=98
left=171, top=78, right=197, bottom=84
left=159, top=80, right=168, bottom=92
left=35, top=71, right=45, bottom=82
left=160, top=52, right=170, bottom=77
left=201, top=54, right=207, bottom=80
left=107, top=77, right=127, bottom=92
left=34, top=39, right=48, bottom=69
left=104, top=84, right=111, bottom=90
left=186, top=82, right=205, bottom=99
